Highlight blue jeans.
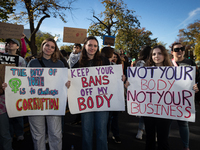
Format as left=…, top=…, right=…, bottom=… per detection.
left=177, top=120, right=189, bottom=148
left=81, top=111, right=109, bottom=150
left=0, top=113, right=12, bottom=150
left=9, top=116, right=24, bottom=137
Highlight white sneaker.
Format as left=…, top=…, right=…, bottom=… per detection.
left=136, top=130, right=143, bottom=140
left=45, top=135, right=49, bottom=143
left=17, top=135, right=24, bottom=141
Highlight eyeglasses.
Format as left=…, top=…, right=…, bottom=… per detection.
left=173, top=47, right=185, bottom=52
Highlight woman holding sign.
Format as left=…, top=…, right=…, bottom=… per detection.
left=27, top=38, right=64, bottom=150
left=171, top=42, right=199, bottom=150
left=2, top=38, right=67, bottom=150
left=69, top=36, right=110, bottom=150
left=125, top=45, right=172, bottom=150
left=144, top=45, right=173, bottom=150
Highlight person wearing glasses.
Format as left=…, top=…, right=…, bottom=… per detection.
left=171, top=42, right=199, bottom=150
left=67, top=43, right=82, bottom=68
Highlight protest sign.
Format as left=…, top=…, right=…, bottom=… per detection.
left=63, top=27, right=87, bottom=44
left=4, top=66, right=68, bottom=118
left=0, top=42, right=5, bottom=53
left=0, top=52, right=19, bottom=66
left=127, top=66, right=196, bottom=122
left=0, top=22, right=24, bottom=39
left=0, top=64, right=15, bottom=95
left=68, top=65, right=125, bottom=114
left=103, top=35, right=115, bottom=46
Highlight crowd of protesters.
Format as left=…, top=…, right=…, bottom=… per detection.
left=0, top=34, right=199, bottom=150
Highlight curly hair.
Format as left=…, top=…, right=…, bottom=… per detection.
left=146, top=45, right=172, bottom=66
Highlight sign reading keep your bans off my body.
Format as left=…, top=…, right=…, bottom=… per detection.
left=127, top=66, right=196, bottom=122
left=5, top=66, right=68, bottom=118
left=67, top=65, right=125, bottom=114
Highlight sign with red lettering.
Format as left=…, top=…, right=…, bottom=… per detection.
left=127, top=66, right=196, bottom=122
left=67, top=65, right=125, bottom=114
left=4, top=66, right=68, bottom=118
left=63, top=27, right=87, bottom=44
left=0, top=42, right=5, bottom=53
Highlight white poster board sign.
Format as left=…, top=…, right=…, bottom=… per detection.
left=127, top=66, right=196, bottom=122
left=0, top=42, right=5, bottom=53
left=68, top=65, right=125, bottom=114
left=5, top=66, right=68, bottom=118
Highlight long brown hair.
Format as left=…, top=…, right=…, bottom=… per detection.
left=37, top=38, right=60, bottom=62
left=79, top=36, right=102, bottom=67
left=146, top=45, right=172, bottom=66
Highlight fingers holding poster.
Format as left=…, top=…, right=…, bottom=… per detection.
left=126, top=66, right=196, bottom=122
left=67, top=65, right=125, bottom=114
left=4, top=66, right=68, bottom=118
left=0, top=64, right=15, bottom=95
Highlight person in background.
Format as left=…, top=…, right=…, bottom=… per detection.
left=5, top=38, right=26, bottom=141
left=101, top=48, right=124, bottom=144
left=171, top=42, right=199, bottom=150
left=67, top=43, right=82, bottom=68
left=134, top=45, right=151, bottom=140
left=59, top=50, right=69, bottom=68
left=20, top=33, right=27, bottom=58
left=60, top=50, right=70, bottom=60
left=111, top=52, right=122, bottom=65
left=4, top=33, right=26, bottom=56
left=68, top=36, right=110, bottom=150
left=25, top=55, right=37, bottom=65
left=0, top=93, right=12, bottom=150
left=119, top=49, right=129, bottom=76
left=67, top=43, right=82, bottom=125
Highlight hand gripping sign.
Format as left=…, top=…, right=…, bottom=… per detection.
left=67, top=65, right=125, bottom=114
left=4, top=66, right=68, bottom=118
left=127, top=66, right=196, bottom=122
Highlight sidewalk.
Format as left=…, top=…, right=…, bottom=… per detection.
left=12, top=103, right=200, bottom=150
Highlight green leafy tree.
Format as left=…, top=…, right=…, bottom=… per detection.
left=0, top=0, right=15, bottom=21
left=115, top=27, right=157, bottom=58
left=178, top=20, right=200, bottom=60
left=60, top=45, right=73, bottom=52
left=10, top=0, right=75, bottom=55
left=157, top=41, right=167, bottom=47
left=195, top=36, right=200, bottom=61
left=25, top=31, right=58, bottom=56
left=88, top=0, right=140, bottom=37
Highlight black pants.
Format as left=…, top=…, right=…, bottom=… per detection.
left=144, top=117, right=171, bottom=150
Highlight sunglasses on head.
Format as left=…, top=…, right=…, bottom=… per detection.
left=173, top=47, right=185, bottom=52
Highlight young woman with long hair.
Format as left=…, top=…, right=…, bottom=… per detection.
left=71, top=36, right=110, bottom=150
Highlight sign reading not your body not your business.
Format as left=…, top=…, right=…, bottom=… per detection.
left=5, top=66, right=68, bottom=118
left=127, top=66, right=196, bottom=122
left=68, top=65, right=125, bottom=114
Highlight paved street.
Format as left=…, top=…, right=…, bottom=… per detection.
left=12, top=102, right=200, bottom=150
